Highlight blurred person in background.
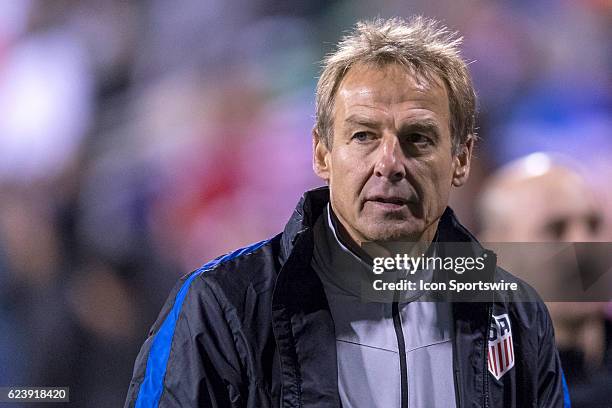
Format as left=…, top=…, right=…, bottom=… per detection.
left=477, top=152, right=612, bottom=407
left=0, top=1, right=175, bottom=406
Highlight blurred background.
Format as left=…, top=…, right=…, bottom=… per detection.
left=0, top=0, right=610, bottom=407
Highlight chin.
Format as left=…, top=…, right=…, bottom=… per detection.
left=362, top=221, right=424, bottom=243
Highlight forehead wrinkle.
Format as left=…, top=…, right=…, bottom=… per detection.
left=341, top=91, right=446, bottom=115
left=338, top=79, right=449, bottom=117
left=339, top=83, right=442, bottom=107
left=345, top=100, right=403, bottom=122
left=347, top=62, right=444, bottom=93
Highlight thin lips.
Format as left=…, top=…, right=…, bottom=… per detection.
left=366, top=195, right=411, bottom=205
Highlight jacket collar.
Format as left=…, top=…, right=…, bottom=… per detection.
left=279, top=186, right=329, bottom=265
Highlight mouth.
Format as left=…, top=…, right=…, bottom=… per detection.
left=365, top=195, right=412, bottom=210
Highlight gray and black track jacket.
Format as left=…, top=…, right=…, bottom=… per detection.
left=125, top=186, right=570, bottom=408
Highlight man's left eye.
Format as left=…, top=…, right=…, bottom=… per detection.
left=407, top=134, right=432, bottom=145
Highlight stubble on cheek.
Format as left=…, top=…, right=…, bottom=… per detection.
left=419, top=161, right=454, bottom=228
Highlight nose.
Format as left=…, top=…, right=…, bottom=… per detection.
left=374, top=134, right=405, bottom=182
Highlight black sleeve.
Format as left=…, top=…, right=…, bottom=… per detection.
left=537, top=301, right=571, bottom=408
left=124, top=272, right=244, bottom=407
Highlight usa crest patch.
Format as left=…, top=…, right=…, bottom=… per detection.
left=487, top=313, right=514, bottom=380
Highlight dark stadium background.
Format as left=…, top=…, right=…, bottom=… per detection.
left=0, top=1, right=610, bottom=407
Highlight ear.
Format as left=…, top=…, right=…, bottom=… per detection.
left=313, top=128, right=331, bottom=182
left=451, top=136, right=474, bottom=187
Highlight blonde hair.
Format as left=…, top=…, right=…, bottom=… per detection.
left=315, top=16, right=477, bottom=154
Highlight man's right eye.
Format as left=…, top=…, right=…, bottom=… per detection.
left=352, top=131, right=372, bottom=142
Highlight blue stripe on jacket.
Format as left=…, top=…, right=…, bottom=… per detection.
left=134, top=239, right=270, bottom=407
left=562, top=369, right=571, bottom=408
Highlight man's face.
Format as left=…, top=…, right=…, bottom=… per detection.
left=492, top=170, right=604, bottom=242
left=314, top=63, right=471, bottom=244
left=480, top=169, right=607, bottom=325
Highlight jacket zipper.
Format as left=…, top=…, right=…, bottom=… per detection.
left=483, top=303, right=493, bottom=408
left=392, top=301, right=408, bottom=408
left=482, top=249, right=495, bottom=408
left=453, top=365, right=462, bottom=408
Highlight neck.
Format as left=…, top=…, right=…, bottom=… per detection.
left=328, top=207, right=376, bottom=262
left=330, top=206, right=439, bottom=260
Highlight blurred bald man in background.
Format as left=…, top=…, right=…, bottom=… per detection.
left=477, top=152, right=612, bottom=407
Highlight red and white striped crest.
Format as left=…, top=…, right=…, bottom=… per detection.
left=487, top=313, right=514, bottom=380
